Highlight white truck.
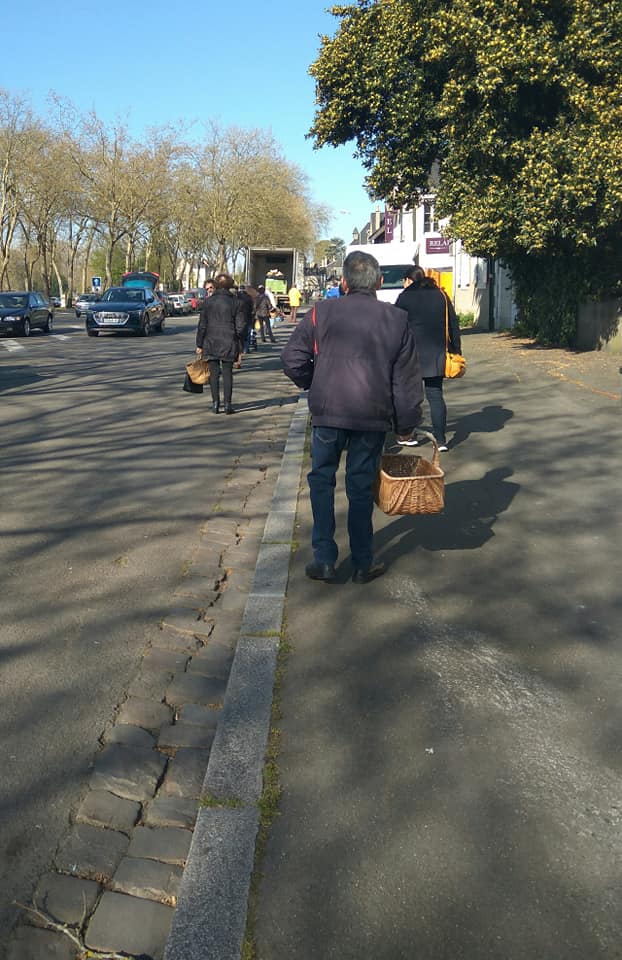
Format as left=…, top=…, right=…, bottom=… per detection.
left=344, top=242, right=418, bottom=304
left=244, top=247, right=305, bottom=311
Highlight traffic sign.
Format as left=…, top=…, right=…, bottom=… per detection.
left=92, top=276, right=102, bottom=289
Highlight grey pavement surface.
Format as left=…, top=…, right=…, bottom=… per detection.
left=5, top=321, right=622, bottom=958
left=253, top=332, right=622, bottom=960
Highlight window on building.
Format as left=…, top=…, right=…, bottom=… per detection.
left=423, top=200, right=439, bottom=234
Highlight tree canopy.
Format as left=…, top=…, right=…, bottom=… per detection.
left=0, top=90, right=328, bottom=298
left=310, top=0, right=622, bottom=343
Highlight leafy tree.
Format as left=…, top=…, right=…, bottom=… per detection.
left=310, top=0, right=622, bottom=344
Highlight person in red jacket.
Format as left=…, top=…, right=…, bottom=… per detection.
left=282, top=250, right=423, bottom=584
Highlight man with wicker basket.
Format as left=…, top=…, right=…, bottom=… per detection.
left=282, top=250, right=423, bottom=584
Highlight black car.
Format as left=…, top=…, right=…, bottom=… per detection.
left=85, top=286, right=165, bottom=336
left=0, top=291, right=54, bottom=337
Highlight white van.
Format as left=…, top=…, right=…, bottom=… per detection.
left=344, top=242, right=418, bottom=304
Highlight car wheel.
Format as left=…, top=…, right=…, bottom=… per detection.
left=159, top=317, right=165, bottom=333
left=43, top=314, right=53, bottom=333
left=21, top=318, right=31, bottom=337
left=141, top=317, right=152, bottom=336
left=87, top=329, right=99, bottom=337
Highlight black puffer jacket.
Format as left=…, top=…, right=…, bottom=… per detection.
left=196, top=290, right=246, bottom=361
left=394, top=281, right=462, bottom=379
left=281, top=291, right=423, bottom=436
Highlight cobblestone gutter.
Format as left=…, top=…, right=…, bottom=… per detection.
left=7, top=397, right=308, bottom=960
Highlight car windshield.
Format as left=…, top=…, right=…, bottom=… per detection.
left=101, top=288, right=143, bottom=303
left=0, top=293, right=27, bottom=308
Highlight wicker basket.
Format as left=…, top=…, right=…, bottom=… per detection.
left=375, top=432, right=445, bottom=516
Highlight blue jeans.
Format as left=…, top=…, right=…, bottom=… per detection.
left=308, top=426, right=385, bottom=569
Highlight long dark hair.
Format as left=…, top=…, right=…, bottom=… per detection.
left=402, top=265, right=437, bottom=289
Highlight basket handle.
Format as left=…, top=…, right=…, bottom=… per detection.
left=415, top=430, right=441, bottom=466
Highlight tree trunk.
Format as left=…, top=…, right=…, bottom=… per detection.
left=52, top=258, right=64, bottom=304
left=105, top=239, right=115, bottom=288
left=81, top=225, right=97, bottom=294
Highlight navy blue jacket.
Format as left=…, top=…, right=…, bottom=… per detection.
left=281, top=291, right=423, bottom=436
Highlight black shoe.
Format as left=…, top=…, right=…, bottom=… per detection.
left=212, top=401, right=220, bottom=414
left=352, top=561, right=385, bottom=584
left=224, top=403, right=236, bottom=415
left=305, top=562, right=337, bottom=583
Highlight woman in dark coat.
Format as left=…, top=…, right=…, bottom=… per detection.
left=195, top=273, right=246, bottom=414
left=394, top=266, right=462, bottom=450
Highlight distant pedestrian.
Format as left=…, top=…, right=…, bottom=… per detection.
left=288, top=283, right=302, bottom=322
left=394, top=266, right=462, bottom=451
left=324, top=280, right=341, bottom=299
left=195, top=273, right=246, bottom=414
left=237, top=283, right=255, bottom=355
left=254, top=285, right=276, bottom=343
left=282, top=250, right=423, bottom=584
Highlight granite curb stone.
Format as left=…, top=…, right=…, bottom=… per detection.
left=163, top=806, right=261, bottom=960
left=202, top=636, right=280, bottom=803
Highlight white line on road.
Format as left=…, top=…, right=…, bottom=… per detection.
left=0, top=339, right=24, bottom=352
left=51, top=335, right=70, bottom=340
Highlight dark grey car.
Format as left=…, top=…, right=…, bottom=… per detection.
left=0, top=291, right=54, bottom=337
left=85, top=286, right=165, bottom=337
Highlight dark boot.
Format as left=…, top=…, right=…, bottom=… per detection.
left=224, top=403, right=236, bottom=415
left=212, top=400, right=220, bottom=414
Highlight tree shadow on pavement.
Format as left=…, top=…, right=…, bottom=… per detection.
left=450, top=405, right=514, bottom=447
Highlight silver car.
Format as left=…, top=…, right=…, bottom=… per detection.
left=75, top=293, right=101, bottom=318
left=166, top=294, right=191, bottom=315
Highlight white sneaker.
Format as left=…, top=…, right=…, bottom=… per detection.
left=438, top=444, right=449, bottom=452
left=397, top=436, right=419, bottom=447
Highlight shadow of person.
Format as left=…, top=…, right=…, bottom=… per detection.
left=376, top=466, right=520, bottom=561
left=451, top=405, right=513, bottom=447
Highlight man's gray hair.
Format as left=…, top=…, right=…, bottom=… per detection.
left=342, top=251, right=381, bottom=293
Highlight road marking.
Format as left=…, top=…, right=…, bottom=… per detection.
left=0, top=339, right=24, bottom=352
left=51, top=334, right=70, bottom=340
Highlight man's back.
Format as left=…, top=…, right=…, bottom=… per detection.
left=282, top=289, right=423, bottom=436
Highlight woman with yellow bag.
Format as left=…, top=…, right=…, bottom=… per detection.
left=394, top=266, right=463, bottom=451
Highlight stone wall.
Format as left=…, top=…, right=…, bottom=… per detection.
left=576, top=298, right=622, bottom=353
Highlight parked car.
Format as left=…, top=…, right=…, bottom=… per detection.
left=75, top=293, right=101, bottom=318
left=50, top=296, right=61, bottom=308
left=85, top=286, right=165, bottom=336
left=184, top=288, right=206, bottom=312
left=154, top=290, right=171, bottom=317
left=166, top=293, right=191, bottom=315
left=0, top=291, right=54, bottom=337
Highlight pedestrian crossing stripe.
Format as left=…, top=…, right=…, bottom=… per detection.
left=0, top=339, right=24, bottom=352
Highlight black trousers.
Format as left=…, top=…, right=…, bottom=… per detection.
left=424, top=376, right=447, bottom=444
left=208, top=360, right=233, bottom=404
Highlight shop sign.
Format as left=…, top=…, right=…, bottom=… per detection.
left=425, top=237, right=451, bottom=255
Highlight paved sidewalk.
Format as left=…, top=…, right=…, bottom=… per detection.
left=253, top=332, right=622, bottom=960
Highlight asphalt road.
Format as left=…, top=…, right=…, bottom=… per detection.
left=0, top=311, right=290, bottom=949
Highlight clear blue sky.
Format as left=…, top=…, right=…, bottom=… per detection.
left=4, top=0, right=378, bottom=246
